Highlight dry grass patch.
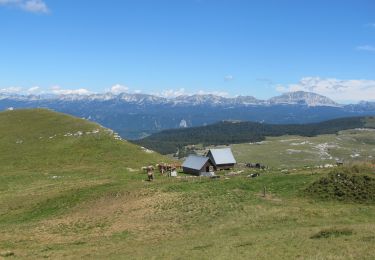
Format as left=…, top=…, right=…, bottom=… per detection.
left=256, top=192, right=282, bottom=202
left=0, top=188, right=182, bottom=258
left=35, top=189, right=182, bottom=243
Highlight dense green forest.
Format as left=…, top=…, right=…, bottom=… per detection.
left=134, top=116, right=375, bottom=155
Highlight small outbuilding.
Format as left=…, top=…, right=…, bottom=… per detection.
left=207, top=148, right=236, bottom=170
left=182, top=155, right=214, bottom=175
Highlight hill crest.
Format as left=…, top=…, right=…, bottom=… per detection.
left=0, top=109, right=164, bottom=171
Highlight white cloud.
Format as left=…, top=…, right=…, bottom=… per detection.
left=156, top=88, right=188, bottom=98
left=0, top=86, right=23, bottom=93
left=0, top=85, right=91, bottom=95
left=275, top=85, right=287, bottom=92
left=21, top=0, right=48, bottom=13
left=153, top=88, right=229, bottom=98
left=0, top=0, right=49, bottom=13
left=356, top=45, right=375, bottom=52
left=109, top=84, right=129, bottom=94
left=1, top=85, right=43, bottom=95
left=50, top=86, right=91, bottom=95
left=276, top=77, right=375, bottom=102
left=27, top=86, right=40, bottom=93
left=224, top=75, right=234, bottom=81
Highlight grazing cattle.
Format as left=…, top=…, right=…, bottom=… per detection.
left=157, top=163, right=181, bottom=175
left=248, top=173, right=260, bottom=178
left=173, top=163, right=182, bottom=170
left=146, top=165, right=154, bottom=181
left=157, top=163, right=169, bottom=175
left=246, top=163, right=266, bottom=169
left=142, top=165, right=155, bottom=180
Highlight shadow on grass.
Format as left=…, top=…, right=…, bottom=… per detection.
left=310, top=228, right=353, bottom=239
left=0, top=182, right=120, bottom=224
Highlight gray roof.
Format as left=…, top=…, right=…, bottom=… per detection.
left=208, top=148, right=236, bottom=165
left=182, top=155, right=210, bottom=170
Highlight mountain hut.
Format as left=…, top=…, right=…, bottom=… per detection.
left=182, top=155, right=214, bottom=176
left=207, top=148, right=236, bottom=170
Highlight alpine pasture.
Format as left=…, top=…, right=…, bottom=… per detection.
left=0, top=109, right=374, bottom=259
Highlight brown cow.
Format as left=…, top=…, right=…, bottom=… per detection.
left=146, top=165, right=154, bottom=181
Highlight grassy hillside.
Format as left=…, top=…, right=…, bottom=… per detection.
left=1, top=109, right=374, bottom=259
left=0, top=109, right=166, bottom=250
left=135, top=116, right=375, bottom=155
left=0, top=109, right=164, bottom=171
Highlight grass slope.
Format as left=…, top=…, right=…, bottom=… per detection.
left=0, top=108, right=165, bottom=225
left=0, top=109, right=163, bottom=171
left=135, top=116, right=375, bottom=154
left=0, top=109, right=374, bottom=259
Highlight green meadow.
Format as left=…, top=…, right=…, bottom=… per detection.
left=229, top=129, right=375, bottom=169
left=0, top=109, right=374, bottom=259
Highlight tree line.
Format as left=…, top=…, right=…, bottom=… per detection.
left=133, top=116, right=374, bottom=155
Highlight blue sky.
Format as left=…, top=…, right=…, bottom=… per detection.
left=0, top=0, right=374, bottom=102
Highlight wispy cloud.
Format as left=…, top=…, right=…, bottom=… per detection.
left=0, top=86, right=23, bottom=94
left=153, top=88, right=229, bottom=98
left=196, top=90, right=229, bottom=97
left=0, top=0, right=49, bottom=13
left=27, top=86, right=41, bottom=93
left=154, top=88, right=187, bottom=98
left=356, top=45, right=375, bottom=52
left=50, top=86, right=91, bottom=95
left=365, top=23, right=375, bottom=28
left=224, top=75, right=234, bottom=81
left=22, top=0, right=48, bottom=13
left=276, top=77, right=375, bottom=102
left=0, top=85, right=44, bottom=95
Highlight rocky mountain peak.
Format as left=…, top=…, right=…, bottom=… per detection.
left=269, top=91, right=340, bottom=107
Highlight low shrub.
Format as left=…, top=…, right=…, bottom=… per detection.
left=305, top=166, right=375, bottom=203
left=310, top=228, right=353, bottom=239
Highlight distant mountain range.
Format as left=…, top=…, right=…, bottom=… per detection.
left=0, top=91, right=342, bottom=106
left=1, top=91, right=374, bottom=139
